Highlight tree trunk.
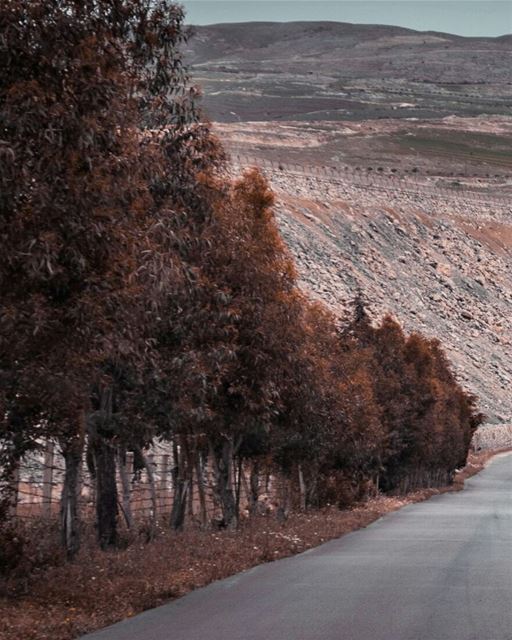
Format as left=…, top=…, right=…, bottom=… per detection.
left=209, top=436, right=236, bottom=529
left=194, top=450, right=208, bottom=529
left=61, top=442, right=82, bottom=559
left=92, top=437, right=118, bottom=549
left=235, top=457, right=243, bottom=524
left=240, top=464, right=251, bottom=513
left=249, top=459, right=260, bottom=514
left=184, top=439, right=195, bottom=520
left=117, top=447, right=134, bottom=529
left=89, top=387, right=118, bottom=550
left=298, top=464, right=306, bottom=512
left=170, top=438, right=188, bottom=531
left=307, top=471, right=318, bottom=508
left=159, top=454, right=170, bottom=514
left=276, top=475, right=290, bottom=522
left=141, top=450, right=158, bottom=539
left=42, top=441, right=54, bottom=518
left=6, top=461, right=20, bottom=519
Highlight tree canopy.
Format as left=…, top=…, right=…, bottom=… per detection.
left=0, top=0, right=483, bottom=555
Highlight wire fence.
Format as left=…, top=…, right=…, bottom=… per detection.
left=230, top=154, right=512, bottom=210
left=7, top=442, right=278, bottom=526
left=5, top=425, right=510, bottom=523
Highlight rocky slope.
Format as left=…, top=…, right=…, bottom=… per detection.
left=230, top=157, right=512, bottom=423
left=187, top=20, right=512, bottom=423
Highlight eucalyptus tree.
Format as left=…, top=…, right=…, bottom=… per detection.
left=0, top=0, right=217, bottom=554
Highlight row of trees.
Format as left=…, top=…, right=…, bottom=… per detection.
left=0, top=0, right=482, bottom=558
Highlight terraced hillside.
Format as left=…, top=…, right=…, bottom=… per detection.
left=215, top=115, right=512, bottom=177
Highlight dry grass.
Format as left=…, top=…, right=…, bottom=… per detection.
left=1, top=449, right=508, bottom=640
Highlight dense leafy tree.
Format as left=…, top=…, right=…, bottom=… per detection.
left=0, top=0, right=219, bottom=553
left=0, top=2, right=482, bottom=556
left=343, top=307, right=482, bottom=491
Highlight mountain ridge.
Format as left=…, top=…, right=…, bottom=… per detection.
left=186, top=21, right=512, bottom=123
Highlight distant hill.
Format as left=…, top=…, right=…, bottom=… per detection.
left=185, top=21, right=512, bottom=122
left=189, top=21, right=461, bottom=64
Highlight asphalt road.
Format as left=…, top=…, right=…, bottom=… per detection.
left=83, top=453, right=512, bottom=640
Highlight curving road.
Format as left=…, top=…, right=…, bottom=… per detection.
left=83, top=453, right=512, bottom=640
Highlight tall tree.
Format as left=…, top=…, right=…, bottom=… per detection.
left=0, top=0, right=219, bottom=554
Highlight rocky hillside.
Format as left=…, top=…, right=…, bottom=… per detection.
left=187, top=20, right=512, bottom=424
left=230, top=157, right=512, bottom=424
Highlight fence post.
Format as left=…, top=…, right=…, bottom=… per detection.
left=42, top=441, right=54, bottom=517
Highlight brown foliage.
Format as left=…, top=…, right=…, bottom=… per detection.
left=342, top=306, right=483, bottom=491
left=0, top=1, right=482, bottom=561
left=0, top=0, right=222, bottom=540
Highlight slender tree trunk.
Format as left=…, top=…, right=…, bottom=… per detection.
left=61, top=440, right=82, bottom=559
left=307, top=470, right=318, bottom=508
left=170, top=438, right=188, bottom=531
left=42, top=441, right=54, bottom=518
left=249, top=459, right=260, bottom=514
left=235, top=457, right=243, bottom=525
left=209, top=436, right=236, bottom=529
left=298, top=464, right=306, bottom=512
left=117, top=447, right=134, bottom=529
left=141, top=450, right=158, bottom=538
left=91, top=437, right=118, bottom=549
left=194, top=451, right=208, bottom=529
left=184, top=439, right=195, bottom=520
left=159, top=454, right=170, bottom=513
left=89, top=387, right=118, bottom=549
left=6, top=461, right=20, bottom=519
left=240, top=464, right=251, bottom=513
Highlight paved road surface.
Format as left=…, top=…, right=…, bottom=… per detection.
left=83, top=454, right=512, bottom=640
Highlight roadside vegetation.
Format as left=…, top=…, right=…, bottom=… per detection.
left=0, top=1, right=483, bottom=637
left=1, top=449, right=500, bottom=640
